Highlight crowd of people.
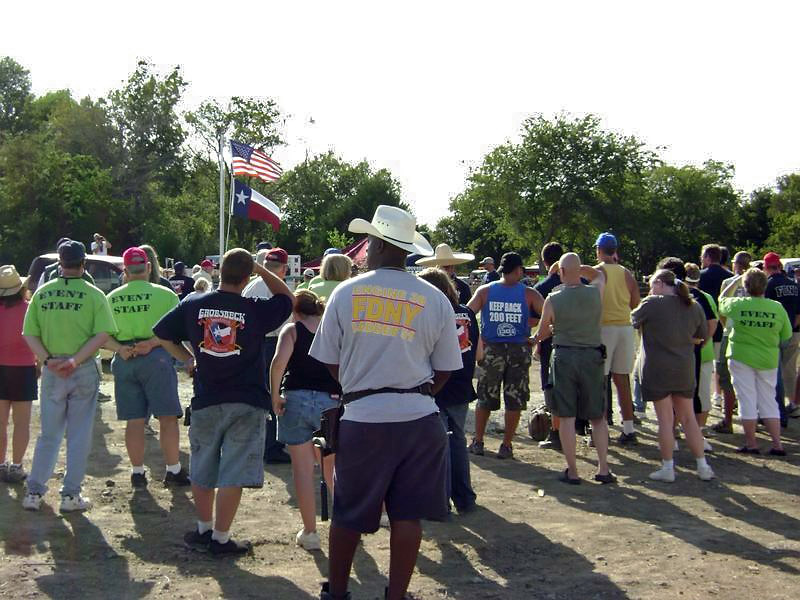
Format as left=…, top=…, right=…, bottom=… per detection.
left=0, top=206, right=798, bottom=600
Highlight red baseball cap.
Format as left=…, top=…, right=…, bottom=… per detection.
left=266, top=248, right=288, bottom=264
left=123, top=247, right=148, bottom=272
left=201, top=259, right=214, bottom=269
left=763, top=252, right=781, bottom=269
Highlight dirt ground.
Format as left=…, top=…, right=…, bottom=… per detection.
left=1, top=364, right=799, bottom=600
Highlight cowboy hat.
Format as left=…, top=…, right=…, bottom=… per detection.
left=415, top=244, right=474, bottom=267
left=349, top=205, right=433, bottom=255
left=0, top=265, right=26, bottom=297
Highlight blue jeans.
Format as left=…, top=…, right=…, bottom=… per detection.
left=633, top=369, right=644, bottom=413
left=27, top=360, right=100, bottom=497
left=439, top=403, right=476, bottom=511
left=277, top=389, right=339, bottom=445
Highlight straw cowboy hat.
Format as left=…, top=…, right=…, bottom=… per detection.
left=415, top=244, right=474, bottom=267
left=0, top=265, right=26, bottom=297
left=349, top=205, right=433, bottom=255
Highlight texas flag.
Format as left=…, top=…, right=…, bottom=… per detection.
left=232, top=179, right=282, bottom=231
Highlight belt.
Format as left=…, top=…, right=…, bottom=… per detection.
left=342, top=383, right=434, bottom=404
left=116, top=338, right=151, bottom=345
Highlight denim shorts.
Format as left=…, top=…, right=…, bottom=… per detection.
left=111, top=347, right=181, bottom=420
left=277, top=389, right=339, bottom=446
left=189, top=402, right=267, bottom=489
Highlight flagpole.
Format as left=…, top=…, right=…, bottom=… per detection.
left=225, top=170, right=235, bottom=250
left=218, top=135, right=226, bottom=262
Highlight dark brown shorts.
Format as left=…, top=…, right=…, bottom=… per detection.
left=332, top=413, right=448, bottom=533
left=0, top=365, right=38, bottom=401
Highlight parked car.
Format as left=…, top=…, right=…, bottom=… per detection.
left=27, top=253, right=124, bottom=294
left=782, top=257, right=800, bottom=273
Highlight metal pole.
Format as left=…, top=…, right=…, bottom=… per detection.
left=225, top=170, right=235, bottom=251
left=218, top=135, right=226, bottom=261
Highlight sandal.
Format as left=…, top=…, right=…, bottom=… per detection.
left=594, top=472, right=618, bottom=484
left=736, top=446, right=760, bottom=455
left=558, top=469, right=581, bottom=485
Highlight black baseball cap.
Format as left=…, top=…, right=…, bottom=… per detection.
left=256, top=241, right=273, bottom=251
left=58, top=240, right=86, bottom=262
left=498, top=252, right=523, bottom=274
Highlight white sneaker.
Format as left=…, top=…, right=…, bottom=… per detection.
left=649, top=466, right=676, bottom=482
left=295, top=528, right=321, bottom=551
left=697, top=464, right=716, bottom=481
left=380, top=513, right=390, bottom=528
left=22, top=492, right=42, bottom=511
left=634, top=411, right=646, bottom=419
left=703, top=438, right=713, bottom=452
left=60, top=495, right=91, bottom=512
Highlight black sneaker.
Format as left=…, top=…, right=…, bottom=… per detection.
left=209, top=538, right=251, bottom=556
left=617, top=432, right=638, bottom=446
left=164, top=468, right=191, bottom=486
left=184, top=529, right=212, bottom=551
left=131, top=472, right=148, bottom=488
left=320, top=582, right=351, bottom=600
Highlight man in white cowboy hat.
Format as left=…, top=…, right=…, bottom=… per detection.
left=310, top=205, right=462, bottom=600
left=416, top=243, right=475, bottom=304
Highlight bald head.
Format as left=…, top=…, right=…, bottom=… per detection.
left=559, top=252, right=581, bottom=284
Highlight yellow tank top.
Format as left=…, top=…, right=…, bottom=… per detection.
left=599, top=262, right=631, bottom=325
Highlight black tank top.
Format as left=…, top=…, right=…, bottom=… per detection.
left=283, top=322, right=342, bottom=395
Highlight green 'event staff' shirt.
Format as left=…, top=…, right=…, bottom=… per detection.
left=719, top=296, right=792, bottom=370
left=699, top=290, right=719, bottom=363
left=22, top=277, right=117, bottom=356
left=106, top=279, right=180, bottom=342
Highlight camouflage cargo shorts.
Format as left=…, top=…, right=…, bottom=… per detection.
left=476, top=343, right=532, bottom=412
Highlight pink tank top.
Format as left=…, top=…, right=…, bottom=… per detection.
left=0, top=301, right=36, bottom=366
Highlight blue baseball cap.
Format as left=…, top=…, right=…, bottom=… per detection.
left=323, top=247, right=342, bottom=256
left=58, top=240, right=86, bottom=262
left=595, top=232, right=618, bottom=250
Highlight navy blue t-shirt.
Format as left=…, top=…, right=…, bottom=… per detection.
left=435, top=304, right=479, bottom=408
left=153, top=289, right=293, bottom=410
left=699, top=264, right=733, bottom=342
left=766, top=273, right=800, bottom=332
left=169, top=275, right=196, bottom=300
left=483, top=270, right=500, bottom=285
left=452, top=275, right=472, bottom=306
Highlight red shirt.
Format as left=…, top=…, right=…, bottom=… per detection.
left=0, top=300, right=36, bottom=366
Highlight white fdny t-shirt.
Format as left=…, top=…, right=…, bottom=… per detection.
left=310, top=268, right=463, bottom=423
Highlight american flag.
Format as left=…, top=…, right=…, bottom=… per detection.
left=230, top=140, right=283, bottom=183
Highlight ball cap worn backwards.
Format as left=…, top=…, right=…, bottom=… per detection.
left=123, top=247, right=149, bottom=273
left=349, top=205, right=433, bottom=255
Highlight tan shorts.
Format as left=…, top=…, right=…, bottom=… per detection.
left=600, top=325, right=635, bottom=375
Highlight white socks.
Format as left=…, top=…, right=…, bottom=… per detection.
left=212, top=529, right=230, bottom=544
left=696, top=456, right=709, bottom=469
left=197, top=520, right=213, bottom=535
left=662, top=459, right=674, bottom=470
left=131, top=465, right=145, bottom=475
left=166, top=463, right=181, bottom=474
left=622, top=420, right=635, bottom=435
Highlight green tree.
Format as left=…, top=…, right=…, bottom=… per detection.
left=186, top=96, right=284, bottom=157
left=0, top=57, right=33, bottom=135
left=765, top=173, right=800, bottom=256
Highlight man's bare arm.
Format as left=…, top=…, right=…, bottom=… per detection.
left=467, top=286, right=488, bottom=314
left=432, top=370, right=452, bottom=395
left=625, top=268, right=641, bottom=308
left=535, top=298, right=555, bottom=342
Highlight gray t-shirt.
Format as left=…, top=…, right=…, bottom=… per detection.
left=310, top=268, right=463, bottom=423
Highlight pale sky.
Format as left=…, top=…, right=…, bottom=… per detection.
left=3, top=1, right=798, bottom=226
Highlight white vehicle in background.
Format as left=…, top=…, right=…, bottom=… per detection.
left=782, top=257, right=800, bottom=272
